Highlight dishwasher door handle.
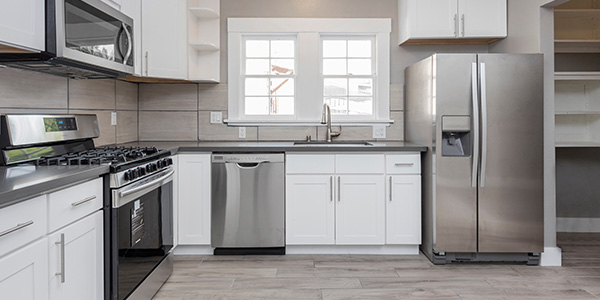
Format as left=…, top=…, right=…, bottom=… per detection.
left=230, top=161, right=269, bottom=169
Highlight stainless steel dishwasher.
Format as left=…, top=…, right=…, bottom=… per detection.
left=211, top=153, right=285, bottom=255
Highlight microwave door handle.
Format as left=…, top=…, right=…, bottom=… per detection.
left=471, top=62, right=480, bottom=188
left=122, top=23, right=133, bottom=64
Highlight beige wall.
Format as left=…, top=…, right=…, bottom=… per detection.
left=0, top=68, right=138, bottom=146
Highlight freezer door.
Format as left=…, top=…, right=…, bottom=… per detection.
left=477, top=54, right=544, bottom=253
left=433, top=54, right=478, bottom=253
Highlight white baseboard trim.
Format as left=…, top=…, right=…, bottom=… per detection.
left=557, top=217, right=600, bottom=232
left=540, top=247, right=562, bottom=266
left=286, top=245, right=419, bottom=255
left=173, top=245, right=213, bottom=255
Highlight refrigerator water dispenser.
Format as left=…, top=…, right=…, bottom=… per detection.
left=441, top=116, right=471, bottom=157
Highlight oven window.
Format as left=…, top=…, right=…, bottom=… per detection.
left=64, top=0, right=125, bottom=63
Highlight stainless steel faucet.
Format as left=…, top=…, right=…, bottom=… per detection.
left=321, top=103, right=341, bottom=142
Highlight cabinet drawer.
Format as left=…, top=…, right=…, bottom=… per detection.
left=48, top=178, right=103, bottom=232
left=335, top=154, right=384, bottom=174
left=386, top=154, right=421, bottom=174
left=0, top=195, right=46, bottom=258
left=286, top=154, right=335, bottom=174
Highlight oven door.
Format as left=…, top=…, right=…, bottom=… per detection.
left=109, top=167, right=174, bottom=300
left=56, top=0, right=134, bottom=74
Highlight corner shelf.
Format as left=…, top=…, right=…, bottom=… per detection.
left=555, top=72, right=600, bottom=80
left=189, top=42, right=219, bottom=51
left=189, top=7, right=219, bottom=19
left=555, top=40, right=600, bottom=53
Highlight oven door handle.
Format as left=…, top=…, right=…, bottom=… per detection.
left=113, top=169, right=174, bottom=208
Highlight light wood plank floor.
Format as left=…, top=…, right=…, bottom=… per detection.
left=153, top=234, right=600, bottom=299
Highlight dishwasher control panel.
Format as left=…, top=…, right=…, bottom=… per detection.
left=211, top=153, right=285, bottom=163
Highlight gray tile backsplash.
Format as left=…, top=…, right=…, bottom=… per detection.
left=198, top=111, right=258, bottom=141
left=139, top=84, right=198, bottom=111
left=116, top=81, right=138, bottom=111
left=139, top=111, right=198, bottom=141
left=0, top=68, right=68, bottom=109
left=69, top=79, right=116, bottom=110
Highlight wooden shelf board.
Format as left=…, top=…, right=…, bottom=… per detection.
left=555, top=72, right=600, bottom=80
left=189, top=43, right=219, bottom=51
left=555, top=40, right=600, bottom=53
left=556, top=141, right=600, bottom=147
left=555, top=111, right=600, bottom=115
left=189, top=7, right=219, bottom=19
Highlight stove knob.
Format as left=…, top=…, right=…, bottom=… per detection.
left=146, top=164, right=152, bottom=173
left=131, top=169, right=139, bottom=179
left=124, top=171, right=131, bottom=181
left=163, top=158, right=170, bottom=167
left=167, top=158, right=173, bottom=166
left=151, top=163, right=158, bottom=171
left=158, top=160, right=165, bottom=168
left=139, top=167, right=146, bottom=176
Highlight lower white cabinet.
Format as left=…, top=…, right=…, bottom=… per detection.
left=177, top=154, right=211, bottom=245
left=386, top=175, right=421, bottom=244
left=48, top=211, right=103, bottom=300
left=0, top=239, right=49, bottom=300
left=336, top=175, right=385, bottom=245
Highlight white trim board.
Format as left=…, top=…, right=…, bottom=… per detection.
left=540, top=247, right=562, bottom=267
left=286, top=245, right=419, bottom=255
left=557, top=217, right=600, bottom=232
left=228, top=18, right=391, bottom=33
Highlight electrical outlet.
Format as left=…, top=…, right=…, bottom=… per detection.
left=111, top=112, right=117, bottom=126
left=373, top=125, right=386, bottom=139
left=210, top=112, right=222, bottom=124
left=239, top=127, right=246, bottom=139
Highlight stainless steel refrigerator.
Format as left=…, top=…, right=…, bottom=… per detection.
left=405, top=54, right=544, bottom=265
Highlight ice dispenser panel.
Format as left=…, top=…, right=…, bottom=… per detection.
left=441, top=116, right=471, bottom=157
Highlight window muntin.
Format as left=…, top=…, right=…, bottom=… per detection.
left=322, top=37, right=375, bottom=116
left=243, top=37, right=296, bottom=116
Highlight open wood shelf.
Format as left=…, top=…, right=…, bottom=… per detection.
left=189, top=7, right=219, bottom=18
left=555, top=40, right=600, bottom=53
left=189, top=42, right=219, bottom=51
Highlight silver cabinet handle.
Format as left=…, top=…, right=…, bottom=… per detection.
left=479, top=62, right=488, bottom=187
left=461, top=14, right=465, bottom=37
left=330, top=176, right=333, bottom=202
left=394, top=163, right=414, bottom=166
left=337, top=176, right=341, bottom=202
left=454, top=14, right=458, bottom=37
left=389, top=176, right=393, bottom=202
left=71, top=195, right=96, bottom=207
left=0, top=220, right=33, bottom=238
left=55, top=233, right=65, bottom=283
left=471, top=62, right=480, bottom=188
left=145, top=51, right=149, bottom=76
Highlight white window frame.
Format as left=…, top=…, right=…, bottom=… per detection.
left=227, top=18, right=391, bottom=126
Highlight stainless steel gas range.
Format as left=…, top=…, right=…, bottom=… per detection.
left=0, top=114, right=174, bottom=300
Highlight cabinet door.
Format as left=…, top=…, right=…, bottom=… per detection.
left=0, top=0, right=44, bottom=51
left=459, top=0, right=506, bottom=38
left=336, top=175, right=385, bottom=245
left=120, top=0, right=142, bottom=76
left=386, top=175, right=421, bottom=245
left=409, top=0, right=458, bottom=39
left=0, top=239, right=48, bottom=300
left=286, top=175, right=335, bottom=245
left=49, top=211, right=103, bottom=300
left=141, top=0, right=188, bottom=79
left=178, top=154, right=211, bottom=245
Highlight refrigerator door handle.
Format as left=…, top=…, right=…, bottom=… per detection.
left=471, top=62, right=480, bottom=188
left=479, top=62, right=488, bottom=187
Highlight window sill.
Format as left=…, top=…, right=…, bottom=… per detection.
left=223, top=119, right=394, bottom=127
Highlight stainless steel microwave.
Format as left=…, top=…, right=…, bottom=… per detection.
left=0, top=0, right=134, bottom=78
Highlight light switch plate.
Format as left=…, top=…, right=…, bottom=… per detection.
left=239, top=127, right=246, bottom=139
left=373, top=125, right=386, bottom=139
left=210, top=112, right=222, bottom=124
left=111, top=112, right=117, bottom=126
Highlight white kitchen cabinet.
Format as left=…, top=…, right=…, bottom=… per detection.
left=0, top=239, right=48, bottom=300
left=286, top=175, right=335, bottom=245
left=386, top=175, right=421, bottom=244
left=48, top=211, right=103, bottom=300
left=120, top=0, right=142, bottom=76
left=0, top=0, right=45, bottom=52
left=141, top=0, right=188, bottom=79
left=398, top=0, right=506, bottom=45
left=336, top=175, right=385, bottom=245
left=177, top=154, right=211, bottom=245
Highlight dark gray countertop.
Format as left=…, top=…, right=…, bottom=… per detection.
left=117, top=141, right=428, bottom=154
left=0, top=165, right=109, bottom=209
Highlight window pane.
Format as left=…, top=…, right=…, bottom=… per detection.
left=272, top=97, right=294, bottom=115
left=323, top=59, right=347, bottom=75
left=348, top=40, right=371, bottom=57
left=349, top=78, right=373, bottom=96
left=323, top=40, right=346, bottom=58
left=246, top=40, right=269, bottom=57
left=348, top=59, right=372, bottom=75
left=271, top=40, right=294, bottom=58
left=349, top=97, right=373, bottom=115
left=271, top=78, right=294, bottom=96
left=324, top=78, right=347, bottom=96
left=245, top=97, right=269, bottom=115
left=245, top=78, right=269, bottom=96
left=271, top=59, right=294, bottom=75
left=325, top=97, right=348, bottom=115
left=246, top=59, right=270, bottom=75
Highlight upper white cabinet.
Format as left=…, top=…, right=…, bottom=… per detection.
left=177, top=154, right=211, bottom=245
left=398, top=0, right=506, bottom=45
left=0, top=0, right=45, bottom=52
left=141, top=0, right=188, bottom=79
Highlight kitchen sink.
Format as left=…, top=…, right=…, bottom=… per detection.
left=293, top=141, right=374, bottom=146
